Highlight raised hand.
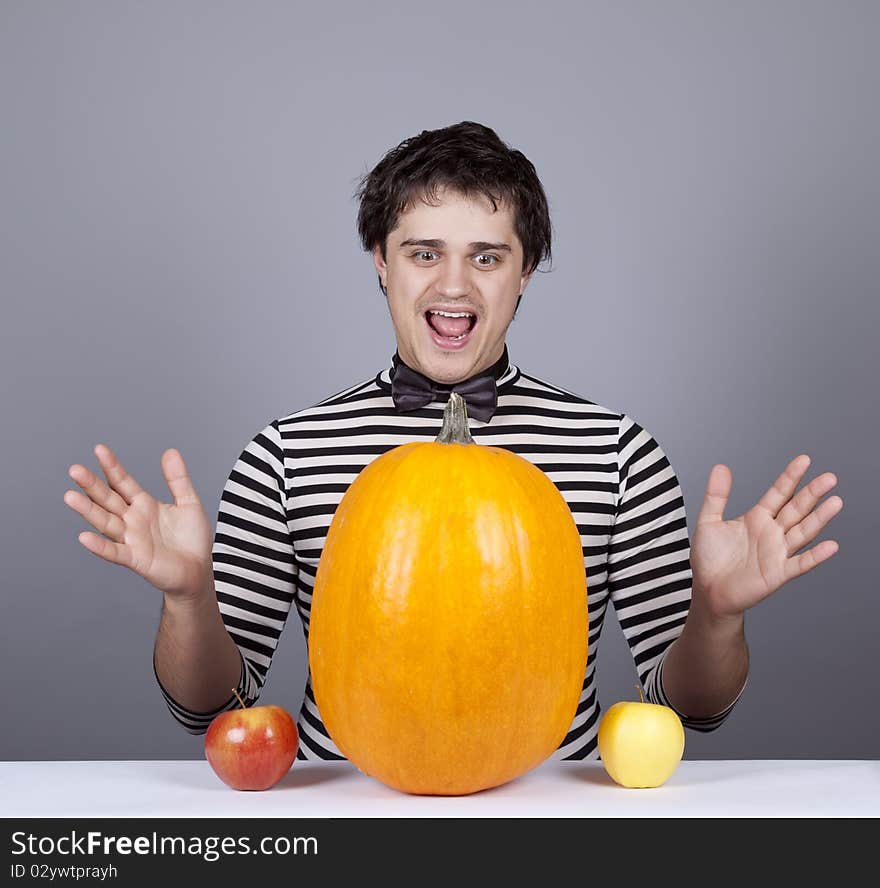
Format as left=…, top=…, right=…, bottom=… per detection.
left=690, top=454, right=843, bottom=620
left=63, top=444, right=214, bottom=601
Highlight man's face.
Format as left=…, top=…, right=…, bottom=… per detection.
left=372, top=186, right=532, bottom=384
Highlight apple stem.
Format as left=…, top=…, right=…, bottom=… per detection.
left=232, top=687, right=247, bottom=709
left=635, top=683, right=644, bottom=704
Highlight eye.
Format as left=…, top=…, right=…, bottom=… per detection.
left=411, top=250, right=439, bottom=262
left=475, top=254, right=500, bottom=267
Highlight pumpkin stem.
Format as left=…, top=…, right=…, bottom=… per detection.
left=436, top=392, right=475, bottom=445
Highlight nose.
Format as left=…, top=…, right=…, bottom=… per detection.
left=435, top=255, right=472, bottom=298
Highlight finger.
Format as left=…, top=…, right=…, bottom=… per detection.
left=783, top=538, right=840, bottom=585
left=93, top=444, right=146, bottom=505
left=777, top=471, right=838, bottom=533
left=76, top=530, right=134, bottom=569
left=755, top=455, right=811, bottom=519
left=63, top=489, right=127, bottom=542
left=161, top=448, right=202, bottom=507
left=67, top=462, right=129, bottom=517
left=784, top=495, right=843, bottom=554
left=695, top=464, right=733, bottom=526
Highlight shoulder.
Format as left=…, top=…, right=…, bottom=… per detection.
left=510, top=367, right=671, bottom=453
left=275, top=373, right=385, bottom=425
left=234, top=374, right=382, bottom=463
left=510, top=367, right=623, bottom=421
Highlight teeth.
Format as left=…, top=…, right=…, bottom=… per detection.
left=429, top=310, right=474, bottom=318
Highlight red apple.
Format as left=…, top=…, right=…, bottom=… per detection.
left=205, top=689, right=299, bottom=790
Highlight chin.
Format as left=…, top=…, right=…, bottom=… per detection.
left=418, top=347, right=479, bottom=383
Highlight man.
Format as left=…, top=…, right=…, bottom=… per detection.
left=64, top=121, right=843, bottom=761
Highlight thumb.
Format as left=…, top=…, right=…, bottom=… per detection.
left=696, top=464, right=732, bottom=526
left=161, top=448, right=202, bottom=507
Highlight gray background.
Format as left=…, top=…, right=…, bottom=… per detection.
left=2, top=0, right=877, bottom=762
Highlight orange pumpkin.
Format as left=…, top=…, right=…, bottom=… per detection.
left=308, top=393, right=588, bottom=795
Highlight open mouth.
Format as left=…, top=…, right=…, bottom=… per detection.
left=424, top=309, right=478, bottom=349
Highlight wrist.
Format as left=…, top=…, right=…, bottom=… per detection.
left=688, top=584, right=745, bottom=638
left=163, top=573, right=215, bottom=616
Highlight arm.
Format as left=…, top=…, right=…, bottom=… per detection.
left=153, top=577, right=249, bottom=718
left=153, top=419, right=298, bottom=734
left=659, top=452, right=841, bottom=719
left=608, top=415, right=746, bottom=730
left=658, top=591, right=749, bottom=719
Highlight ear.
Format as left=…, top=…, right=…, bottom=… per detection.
left=519, top=265, right=533, bottom=296
left=372, top=245, right=388, bottom=291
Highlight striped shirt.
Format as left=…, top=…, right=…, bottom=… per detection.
left=155, top=348, right=746, bottom=760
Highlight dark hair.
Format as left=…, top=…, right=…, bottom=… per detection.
left=354, top=121, right=553, bottom=284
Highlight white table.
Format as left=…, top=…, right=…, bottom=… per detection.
left=2, top=759, right=878, bottom=817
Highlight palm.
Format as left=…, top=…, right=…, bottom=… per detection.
left=65, top=445, right=213, bottom=599
left=690, top=456, right=842, bottom=619
left=121, top=492, right=213, bottom=594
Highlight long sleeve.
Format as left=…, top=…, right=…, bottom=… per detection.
left=608, top=414, right=744, bottom=732
left=155, top=419, right=299, bottom=734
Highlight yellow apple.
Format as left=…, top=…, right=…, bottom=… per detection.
left=597, top=685, right=685, bottom=788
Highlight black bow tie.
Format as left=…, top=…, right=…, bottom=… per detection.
left=390, top=357, right=501, bottom=423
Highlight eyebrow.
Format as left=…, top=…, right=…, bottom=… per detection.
left=398, top=238, right=512, bottom=253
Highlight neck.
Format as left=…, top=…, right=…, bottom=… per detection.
left=393, top=345, right=510, bottom=386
